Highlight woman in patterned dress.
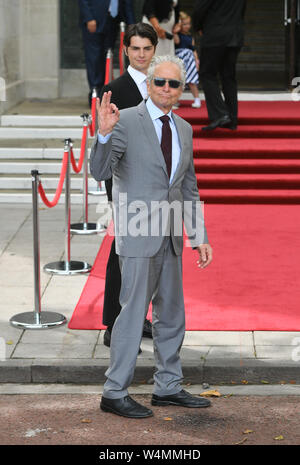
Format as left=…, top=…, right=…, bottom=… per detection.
left=174, top=11, right=201, bottom=108
left=142, top=0, right=180, bottom=56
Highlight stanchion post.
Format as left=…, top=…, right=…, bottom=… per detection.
left=91, top=87, right=97, bottom=131
left=33, top=170, right=42, bottom=316
left=119, top=22, right=126, bottom=75
left=104, top=48, right=113, bottom=85
left=43, top=139, right=92, bottom=275
left=88, top=90, right=107, bottom=197
left=70, top=116, right=106, bottom=235
left=9, top=170, right=67, bottom=329
left=65, top=138, right=71, bottom=269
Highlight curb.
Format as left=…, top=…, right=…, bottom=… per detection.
left=0, top=359, right=299, bottom=385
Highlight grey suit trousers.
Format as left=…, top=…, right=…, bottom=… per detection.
left=102, top=237, right=186, bottom=399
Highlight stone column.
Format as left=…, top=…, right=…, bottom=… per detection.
left=0, top=0, right=24, bottom=115
left=21, top=0, right=60, bottom=99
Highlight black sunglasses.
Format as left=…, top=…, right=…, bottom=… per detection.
left=152, top=77, right=183, bottom=89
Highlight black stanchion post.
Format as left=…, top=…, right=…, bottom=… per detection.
left=10, top=170, right=67, bottom=329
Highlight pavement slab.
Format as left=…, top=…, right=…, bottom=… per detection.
left=0, top=204, right=300, bottom=386
left=0, top=392, right=299, bottom=445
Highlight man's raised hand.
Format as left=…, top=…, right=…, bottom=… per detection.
left=97, top=91, right=120, bottom=137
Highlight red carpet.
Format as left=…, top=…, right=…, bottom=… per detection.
left=177, top=100, right=300, bottom=125
left=176, top=100, right=300, bottom=204
left=68, top=101, right=300, bottom=331
left=68, top=205, right=300, bottom=331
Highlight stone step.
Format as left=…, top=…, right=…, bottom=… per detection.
left=0, top=139, right=84, bottom=149
left=0, top=162, right=90, bottom=174
left=0, top=176, right=98, bottom=190
left=0, top=147, right=83, bottom=159
left=0, top=115, right=84, bottom=127
left=0, top=191, right=106, bottom=204
left=0, top=127, right=83, bottom=139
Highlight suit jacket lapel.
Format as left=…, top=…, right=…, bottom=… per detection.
left=123, top=71, right=143, bottom=104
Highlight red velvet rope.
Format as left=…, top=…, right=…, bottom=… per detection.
left=38, top=149, right=69, bottom=208
left=36, top=27, right=118, bottom=208
left=70, top=125, right=87, bottom=173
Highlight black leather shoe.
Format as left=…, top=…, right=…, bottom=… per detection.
left=142, top=318, right=153, bottom=338
left=222, top=121, right=238, bottom=130
left=151, top=389, right=211, bottom=408
left=202, top=115, right=231, bottom=131
left=103, top=329, right=111, bottom=348
left=103, top=329, right=142, bottom=354
left=100, top=395, right=153, bottom=418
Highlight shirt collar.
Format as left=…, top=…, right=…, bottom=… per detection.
left=127, top=65, right=147, bottom=85
left=146, top=97, right=173, bottom=122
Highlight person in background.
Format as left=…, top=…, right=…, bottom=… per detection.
left=78, top=0, right=135, bottom=106
left=142, top=0, right=180, bottom=56
left=174, top=11, right=201, bottom=109
left=193, top=0, right=247, bottom=130
left=99, top=23, right=158, bottom=351
left=132, top=0, right=145, bottom=21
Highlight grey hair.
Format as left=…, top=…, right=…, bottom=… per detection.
left=147, top=55, right=186, bottom=87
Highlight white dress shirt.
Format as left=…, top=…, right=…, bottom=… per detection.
left=127, top=65, right=148, bottom=100
left=98, top=98, right=181, bottom=184
left=145, top=97, right=181, bottom=184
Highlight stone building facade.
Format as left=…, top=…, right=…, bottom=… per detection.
left=0, top=0, right=299, bottom=114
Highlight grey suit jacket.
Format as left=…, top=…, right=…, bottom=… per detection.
left=90, top=101, right=208, bottom=257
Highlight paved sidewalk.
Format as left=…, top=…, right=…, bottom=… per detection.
left=0, top=203, right=300, bottom=385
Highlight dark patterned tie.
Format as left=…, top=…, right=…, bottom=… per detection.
left=159, top=115, right=172, bottom=178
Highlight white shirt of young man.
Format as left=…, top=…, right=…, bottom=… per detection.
left=127, top=65, right=148, bottom=100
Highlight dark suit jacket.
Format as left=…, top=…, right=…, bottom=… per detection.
left=100, top=70, right=144, bottom=110
left=99, top=70, right=144, bottom=200
left=193, top=0, right=247, bottom=48
left=142, top=0, right=180, bottom=23
left=78, top=0, right=135, bottom=33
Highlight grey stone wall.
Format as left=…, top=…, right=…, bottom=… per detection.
left=0, top=0, right=24, bottom=114
left=22, top=0, right=60, bottom=99
left=0, top=0, right=60, bottom=115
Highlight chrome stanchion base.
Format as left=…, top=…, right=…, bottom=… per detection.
left=43, top=260, right=92, bottom=275
left=10, top=311, right=67, bottom=330
left=70, top=222, right=106, bottom=235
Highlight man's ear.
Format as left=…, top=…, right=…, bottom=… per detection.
left=124, top=46, right=128, bottom=56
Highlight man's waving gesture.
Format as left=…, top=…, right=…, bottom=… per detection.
left=97, top=91, right=120, bottom=137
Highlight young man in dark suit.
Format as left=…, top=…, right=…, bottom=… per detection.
left=193, top=0, right=247, bottom=130
left=99, top=23, right=158, bottom=349
left=78, top=0, right=135, bottom=105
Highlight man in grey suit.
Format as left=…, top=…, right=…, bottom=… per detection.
left=90, top=55, right=213, bottom=418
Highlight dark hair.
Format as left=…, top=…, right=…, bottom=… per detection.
left=123, top=22, right=158, bottom=49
